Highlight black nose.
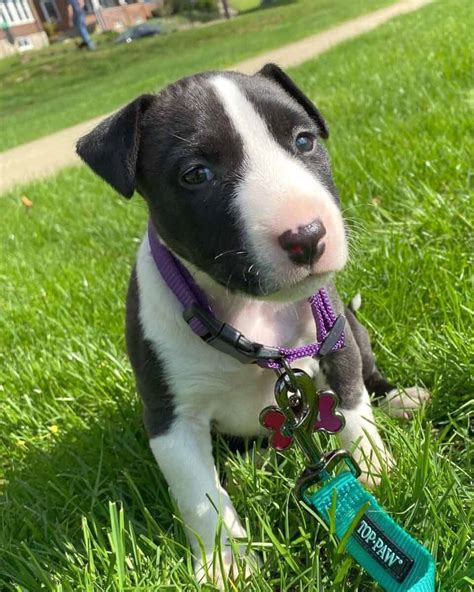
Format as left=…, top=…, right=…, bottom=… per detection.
left=278, top=218, right=326, bottom=266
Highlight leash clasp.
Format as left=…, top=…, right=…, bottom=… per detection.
left=296, top=449, right=361, bottom=501
left=261, top=367, right=345, bottom=460
left=260, top=364, right=359, bottom=501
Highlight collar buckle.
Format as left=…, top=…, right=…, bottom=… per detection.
left=183, top=304, right=283, bottom=365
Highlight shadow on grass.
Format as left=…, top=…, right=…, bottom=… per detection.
left=240, top=0, right=296, bottom=16
left=0, top=385, right=263, bottom=589
left=0, top=392, right=180, bottom=589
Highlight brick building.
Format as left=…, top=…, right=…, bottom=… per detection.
left=0, top=0, right=49, bottom=57
left=0, top=0, right=162, bottom=58
left=33, top=0, right=163, bottom=35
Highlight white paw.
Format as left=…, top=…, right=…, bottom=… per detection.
left=352, top=436, right=395, bottom=489
left=194, top=546, right=260, bottom=589
left=380, top=386, right=431, bottom=419
left=354, top=444, right=395, bottom=489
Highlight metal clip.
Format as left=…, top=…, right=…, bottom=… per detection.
left=272, top=369, right=322, bottom=464
left=261, top=365, right=359, bottom=501
left=273, top=358, right=299, bottom=392
left=296, top=449, right=361, bottom=501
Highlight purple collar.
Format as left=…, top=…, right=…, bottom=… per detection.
left=148, top=220, right=345, bottom=369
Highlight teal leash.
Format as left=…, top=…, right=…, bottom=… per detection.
left=304, top=472, right=435, bottom=591
left=260, top=366, right=436, bottom=592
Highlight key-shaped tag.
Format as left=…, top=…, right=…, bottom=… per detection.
left=260, top=369, right=344, bottom=452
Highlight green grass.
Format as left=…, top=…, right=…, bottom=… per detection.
left=231, top=0, right=260, bottom=12
left=1, top=0, right=473, bottom=590
left=0, top=0, right=395, bottom=152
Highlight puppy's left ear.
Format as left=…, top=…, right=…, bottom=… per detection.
left=258, top=63, right=329, bottom=139
left=76, top=94, right=155, bottom=198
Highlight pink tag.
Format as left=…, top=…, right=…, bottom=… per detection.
left=260, top=407, right=293, bottom=450
left=314, top=391, right=344, bottom=433
left=260, top=391, right=344, bottom=451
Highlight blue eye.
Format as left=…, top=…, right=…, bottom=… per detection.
left=182, top=166, right=214, bottom=186
left=295, top=133, right=315, bottom=153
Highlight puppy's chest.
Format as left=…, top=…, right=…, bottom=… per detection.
left=172, top=304, right=321, bottom=437
left=137, top=245, right=323, bottom=437
left=205, top=357, right=320, bottom=437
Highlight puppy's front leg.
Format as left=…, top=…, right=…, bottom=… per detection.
left=319, top=328, right=393, bottom=487
left=150, top=416, right=252, bottom=586
left=337, top=388, right=394, bottom=487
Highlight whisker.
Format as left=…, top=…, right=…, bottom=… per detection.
left=342, top=202, right=377, bottom=215
left=225, top=269, right=235, bottom=294
left=214, top=249, right=247, bottom=261
left=168, top=132, right=193, bottom=145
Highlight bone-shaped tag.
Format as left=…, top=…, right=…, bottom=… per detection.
left=314, top=391, right=345, bottom=433
left=259, top=407, right=293, bottom=450
left=260, top=391, right=344, bottom=451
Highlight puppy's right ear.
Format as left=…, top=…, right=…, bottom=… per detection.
left=76, top=94, right=155, bottom=198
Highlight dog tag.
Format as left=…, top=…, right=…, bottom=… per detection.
left=259, top=407, right=293, bottom=450
left=314, top=390, right=345, bottom=433
left=260, top=369, right=344, bottom=454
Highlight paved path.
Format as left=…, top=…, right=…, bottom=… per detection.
left=0, top=0, right=432, bottom=194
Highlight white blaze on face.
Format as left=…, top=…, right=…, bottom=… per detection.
left=210, top=76, right=348, bottom=286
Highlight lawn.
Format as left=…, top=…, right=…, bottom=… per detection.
left=231, top=0, right=260, bottom=12
left=0, top=0, right=473, bottom=590
left=0, top=0, right=396, bottom=152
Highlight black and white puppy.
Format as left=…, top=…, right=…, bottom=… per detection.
left=77, top=64, right=429, bottom=586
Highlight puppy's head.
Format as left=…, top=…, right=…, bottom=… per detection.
left=77, top=64, right=347, bottom=300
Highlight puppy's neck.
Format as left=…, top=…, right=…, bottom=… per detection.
left=181, top=258, right=313, bottom=348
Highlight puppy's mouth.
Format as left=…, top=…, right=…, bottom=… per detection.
left=206, top=226, right=347, bottom=300
left=231, top=206, right=348, bottom=298
left=254, top=267, right=333, bottom=302
left=211, top=255, right=333, bottom=301
left=239, top=235, right=347, bottom=300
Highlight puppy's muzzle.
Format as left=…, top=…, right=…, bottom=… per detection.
left=278, top=218, right=326, bottom=266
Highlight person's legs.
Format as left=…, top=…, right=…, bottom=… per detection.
left=74, top=13, right=95, bottom=50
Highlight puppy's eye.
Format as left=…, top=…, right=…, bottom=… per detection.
left=182, top=166, right=214, bottom=186
left=295, top=133, right=315, bottom=153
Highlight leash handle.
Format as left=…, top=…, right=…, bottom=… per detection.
left=304, top=472, right=436, bottom=591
